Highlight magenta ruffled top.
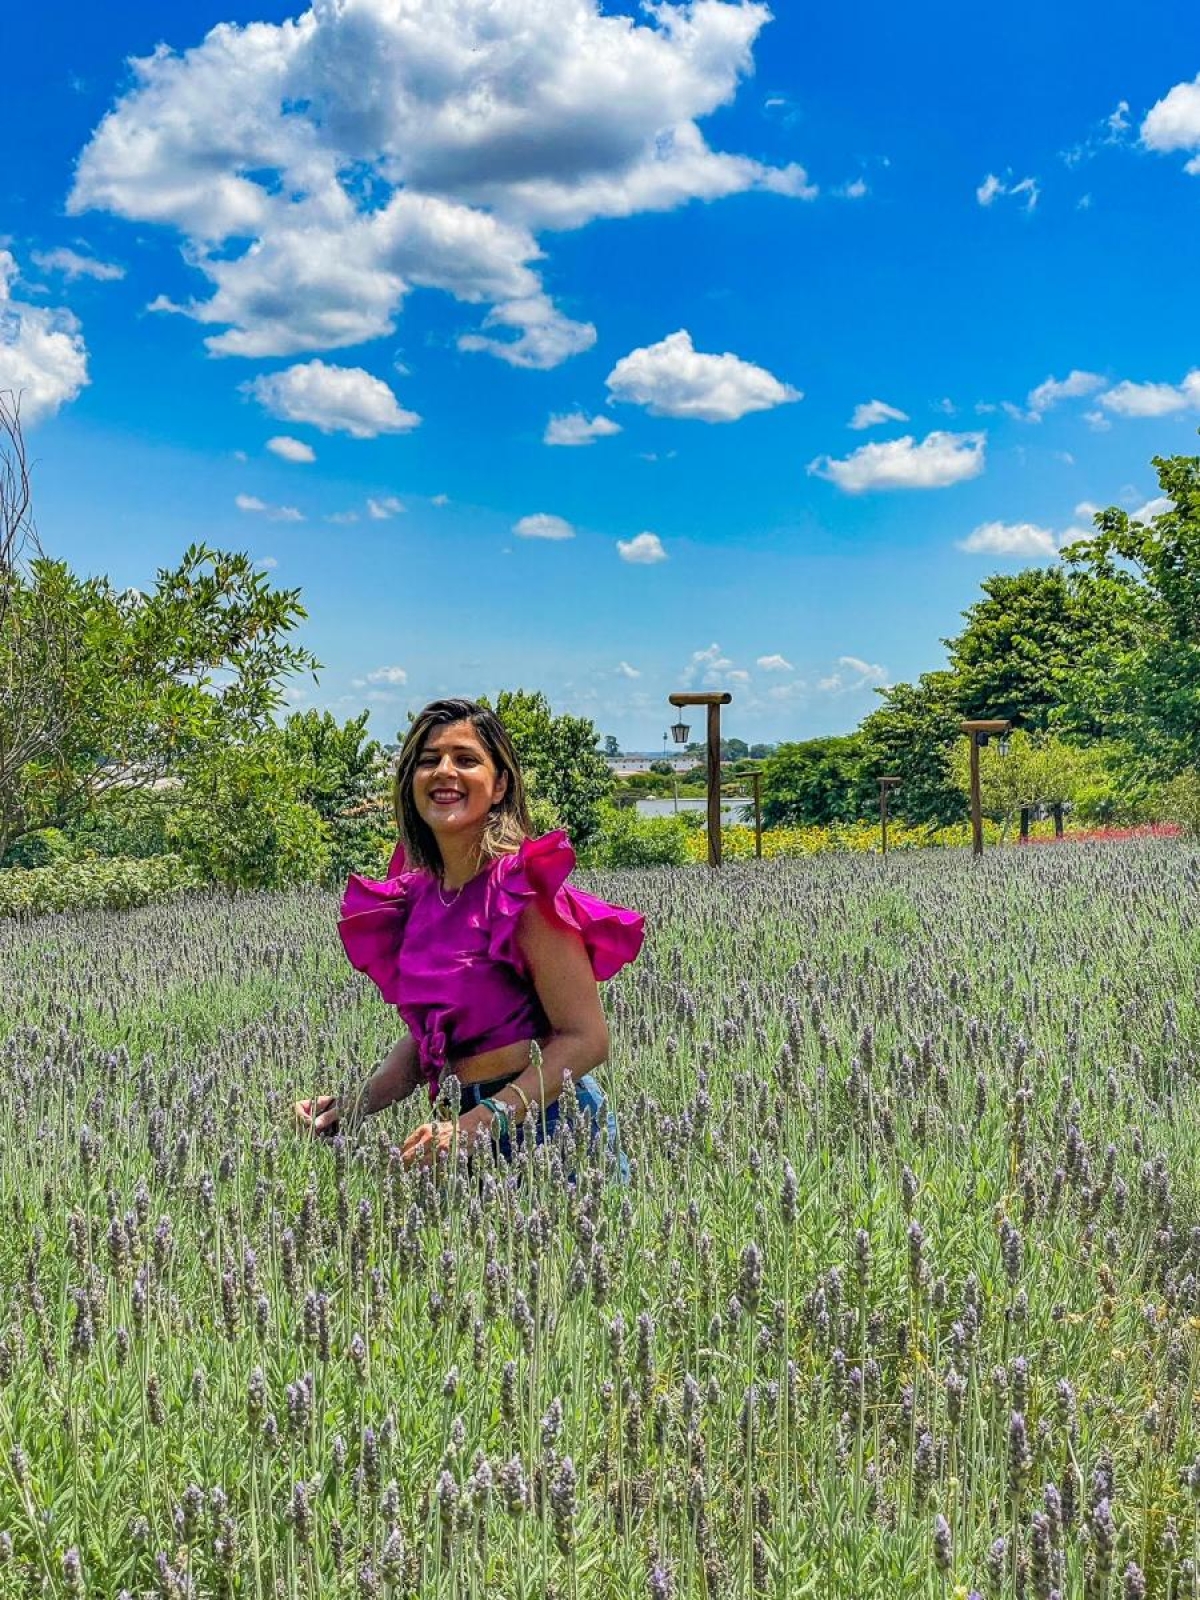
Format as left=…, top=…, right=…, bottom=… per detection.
left=337, top=829, right=646, bottom=1099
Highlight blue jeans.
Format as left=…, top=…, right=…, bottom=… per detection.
left=452, top=1072, right=629, bottom=1183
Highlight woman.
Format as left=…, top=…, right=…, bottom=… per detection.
left=294, top=697, right=644, bottom=1173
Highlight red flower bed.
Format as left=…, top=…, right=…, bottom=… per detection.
left=1017, top=822, right=1183, bottom=845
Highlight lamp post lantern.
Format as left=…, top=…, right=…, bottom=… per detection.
left=669, top=692, right=732, bottom=867
left=878, top=775, right=901, bottom=855
left=959, top=719, right=1013, bottom=857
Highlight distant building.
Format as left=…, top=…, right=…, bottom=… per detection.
left=606, top=754, right=692, bottom=776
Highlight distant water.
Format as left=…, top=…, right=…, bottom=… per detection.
left=635, top=797, right=754, bottom=822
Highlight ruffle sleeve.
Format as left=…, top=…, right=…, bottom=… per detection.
left=337, top=840, right=412, bottom=1006
left=487, top=829, right=646, bottom=981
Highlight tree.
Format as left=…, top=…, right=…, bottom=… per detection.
left=166, top=735, right=329, bottom=892
left=603, top=733, right=620, bottom=758
left=945, top=566, right=1124, bottom=733
left=279, top=709, right=383, bottom=819
left=721, top=737, right=749, bottom=761
left=0, top=397, right=319, bottom=863
left=476, top=688, right=613, bottom=850
left=1060, top=443, right=1200, bottom=774
left=760, top=735, right=874, bottom=827
left=857, top=670, right=967, bottom=827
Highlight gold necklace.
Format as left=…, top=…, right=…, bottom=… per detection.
left=435, top=874, right=463, bottom=909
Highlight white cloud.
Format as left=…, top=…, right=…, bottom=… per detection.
left=253, top=555, right=279, bottom=570
left=544, top=411, right=622, bottom=447
left=245, top=360, right=420, bottom=438
left=607, top=329, right=800, bottom=422
left=816, top=655, right=888, bottom=694
left=431, top=493, right=450, bottom=507
left=235, top=492, right=304, bottom=521
left=68, top=0, right=809, bottom=364
left=366, top=665, right=407, bottom=685
left=1098, top=370, right=1200, bottom=417
left=266, top=434, right=315, bottom=462
left=617, top=531, right=667, bottom=564
left=756, top=653, right=793, bottom=672
left=614, top=661, right=641, bottom=679
left=366, top=689, right=400, bottom=704
left=1084, top=410, right=1111, bottom=432
left=0, top=251, right=90, bottom=425
left=681, top=641, right=734, bottom=688
left=327, top=509, right=360, bottom=524
left=957, top=520, right=1059, bottom=557
left=514, top=513, right=575, bottom=541
left=837, top=178, right=868, bottom=199
left=809, top=430, right=986, bottom=492
left=1026, top=369, right=1104, bottom=415
left=31, top=247, right=125, bottom=282
left=1075, top=500, right=1102, bottom=520
left=849, top=398, right=908, bottom=430
left=976, top=172, right=1039, bottom=211
left=457, top=294, right=596, bottom=370
left=1142, top=75, right=1200, bottom=170
left=368, top=495, right=405, bottom=519
left=1130, top=496, right=1173, bottom=523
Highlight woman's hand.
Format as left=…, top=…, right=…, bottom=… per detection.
left=400, top=1119, right=472, bottom=1168
left=294, top=1095, right=341, bottom=1137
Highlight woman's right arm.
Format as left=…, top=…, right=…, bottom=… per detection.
left=297, top=1033, right=422, bottom=1135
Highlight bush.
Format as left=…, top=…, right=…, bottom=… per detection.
left=0, top=855, right=202, bottom=918
left=0, top=828, right=74, bottom=869
left=580, top=803, right=691, bottom=869
left=1161, top=769, right=1200, bottom=837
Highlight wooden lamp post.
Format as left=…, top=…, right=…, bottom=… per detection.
left=959, top=718, right=1012, bottom=857
left=878, top=775, right=901, bottom=855
left=669, top=691, right=733, bottom=867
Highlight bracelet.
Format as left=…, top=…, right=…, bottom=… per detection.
left=478, top=1097, right=511, bottom=1142
left=507, top=1083, right=533, bottom=1121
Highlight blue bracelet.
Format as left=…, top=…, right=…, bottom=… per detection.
left=478, top=1097, right=511, bottom=1142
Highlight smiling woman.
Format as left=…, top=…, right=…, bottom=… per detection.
left=294, top=697, right=645, bottom=1178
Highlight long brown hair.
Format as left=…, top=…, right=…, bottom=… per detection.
left=392, top=698, right=532, bottom=876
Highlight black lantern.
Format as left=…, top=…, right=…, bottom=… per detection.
left=670, top=720, right=690, bottom=745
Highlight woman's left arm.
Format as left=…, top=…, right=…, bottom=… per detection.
left=461, top=900, right=608, bottom=1142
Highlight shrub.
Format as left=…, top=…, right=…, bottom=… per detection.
left=580, top=803, right=691, bottom=869
left=0, top=854, right=202, bottom=918
left=0, top=828, right=74, bottom=869
left=1161, top=769, right=1200, bottom=838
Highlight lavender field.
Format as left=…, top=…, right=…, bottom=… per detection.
left=3, top=840, right=1200, bottom=1598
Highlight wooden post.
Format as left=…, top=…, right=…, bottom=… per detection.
left=669, top=691, right=733, bottom=869
left=879, top=776, right=900, bottom=855
left=960, top=720, right=1011, bottom=858
left=706, top=703, right=722, bottom=868
left=1053, top=803, right=1064, bottom=837
left=1019, top=806, right=1031, bottom=841
left=751, top=771, right=762, bottom=860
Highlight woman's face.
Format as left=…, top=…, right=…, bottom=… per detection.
left=412, top=719, right=509, bottom=841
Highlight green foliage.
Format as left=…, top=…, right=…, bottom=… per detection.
left=578, top=801, right=691, bottom=869
left=477, top=688, right=612, bottom=851
left=761, top=735, right=873, bottom=827
left=166, top=737, right=330, bottom=892
left=1, top=542, right=319, bottom=862
left=278, top=708, right=383, bottom=819
left=857, top=671, right=967, bottom=828
left=1060, top=444, right=1200, bottom=771
left=945, top=565, right=1125, bottom=732
left=0, top=827, right=73, bottom=869
left=0, top=854, right=200, bottom=917
left=1161, top=769, right=1200, bottom=838
left=66, top=787, right=180, bottom=860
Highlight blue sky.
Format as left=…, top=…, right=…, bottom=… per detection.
left=3, top=0, right=1200, bottom=751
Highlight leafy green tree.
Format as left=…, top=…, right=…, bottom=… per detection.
left=166, top=736, right=329, bottom=892
left=279, top=709, right=383, bottom=819
left=760, top=735, right=874, bottom=826
left=857, top=670, right=967, bottom=827
left=945, top=566, right=1124, bottom=732
left=603, top=733, right=620, bottom=757
left=475, top=689, right=613, bottom=850
left=1060, top=443, right=1200, bottom=772
left=1, top=471, right=318, bottom=866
